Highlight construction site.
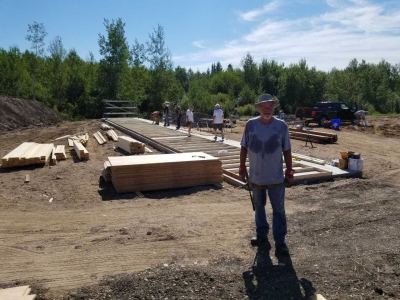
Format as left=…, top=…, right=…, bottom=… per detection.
left=0, top=96, right=399, bottom=299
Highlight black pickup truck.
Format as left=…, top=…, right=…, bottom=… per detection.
left=295, top=102, right=355, bottom=126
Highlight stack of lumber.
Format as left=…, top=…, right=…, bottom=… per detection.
left=68, top=133, right=89, bottom=147
left=73, top=140, right=89, bottom=160
left=54, top=145, right=67, bottom=160
left=106, top=129, right=119, bottom=141
left=101, top=123, right=111, bottom=130
left=93, top=131, right=107, bottom=145
left=289, top=128, right=338, bottom=144
left=1, top=142, right=54, bottom=168
left=105, top=152, right=222, bottom=192
left=102, top=161, right=111, bottom=182
left=50, top=147, right=57, bottom=165
left=116, top=136, right=145, bottom=154
left=0, top=285, right=36, bottom=300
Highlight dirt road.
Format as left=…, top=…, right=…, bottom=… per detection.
left=0, top=118, right=399, bottom=299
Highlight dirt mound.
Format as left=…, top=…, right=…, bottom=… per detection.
left=0, top=96, right=61, bottom=131
left=70, top=265, right=244, bottom=299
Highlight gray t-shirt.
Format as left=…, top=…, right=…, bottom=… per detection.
left=240, top=116, right=291, bottom=185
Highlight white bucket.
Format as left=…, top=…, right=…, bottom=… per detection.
left=348, top=158, right=363, bottom=171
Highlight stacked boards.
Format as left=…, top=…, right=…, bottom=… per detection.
left=93, top=131, right=107, bottom=145
left=289, top=128, right=338, bottom=144
left=106, top=129, right=118, bottom=141
left=105, top=152, right=222, bottom=192
left=0, top=285, right=36, bottom=300
left=116, top=136, right=145, bottom=154
left=73, top=140, right=89, bottom=160
left=1, top=142, right=54, bottom=168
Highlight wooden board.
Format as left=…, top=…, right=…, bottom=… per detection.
left=116, top=136, right=145, bottom=154
left=73, top=140, right=89, bottom=160
left=0, top=285, right=36, bottom=300
left=1, top=143, right=54, bottom=168
left=106, top=129, right=119, bottom=141
left=54, top=145, right=67, bottom=160
left=93, top=131, right=107, bottom=145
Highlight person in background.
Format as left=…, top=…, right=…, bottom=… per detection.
left=175, top=105, right=182, bottom=130
left=239, top=93, right=294, bottom=257
left=354, top=110, right=368, bottom=127
left=186, top=105, right=194, bottom=137
left=278, top=110, right=286, bottom=121
left=213, top=103, right=224, bottom=142
left=163, top=102, right=170, bottom=127
left=150, top=111, right=161, bottom=125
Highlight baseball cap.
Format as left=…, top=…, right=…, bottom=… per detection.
left=255, top=94, right=278, bottom=106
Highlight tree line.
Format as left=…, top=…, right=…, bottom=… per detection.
left=0, top=18, right=399, bottom=120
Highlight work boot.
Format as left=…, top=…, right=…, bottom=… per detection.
left=275, top=243, right=289, bottom=256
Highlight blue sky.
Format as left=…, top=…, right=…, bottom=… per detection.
left=1, top=0, right=399, bottom=71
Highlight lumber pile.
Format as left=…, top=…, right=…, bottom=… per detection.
left=0, top=285, right=36, bottom=300
left=116, top=136, right=145, bottom=154
left=73, top=140, right=89, bottom=160
left=104, top=152, right=222, bottom=192
left=1, top=142, right=54, bottom=168
left=50, top=147, right=57, bottom=165
left=106, top=129, right=119, bottom=141
left=101, top=123, right=111, bottom=130
left=93, top=131, right=107, bottom=145
left=54, top=145, right=67, bottom=160
left=289, top=128, right=337, bottom=144
left=68, top=133, right=89, bottom=147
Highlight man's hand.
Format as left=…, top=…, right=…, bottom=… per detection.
left=239, top=165, right=247, bottom=181
left=285, top=168, right=295, bottom=180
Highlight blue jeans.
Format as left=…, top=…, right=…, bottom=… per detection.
left=252, top=183, right=287, bottom=245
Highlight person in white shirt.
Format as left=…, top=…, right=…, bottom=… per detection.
left=213, top=103, right=224, bottom=142
left=186, top=105, right=194, bottom=137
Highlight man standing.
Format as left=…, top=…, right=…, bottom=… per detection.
left=175, top=105, right=182, bottom=130
left=213, top=103, right=224, bottom=142
left=239, top=94, right=294, bottom=256
left=186, top=105, right=194, bottom=137
left=163, top=102, right=170, bottom=127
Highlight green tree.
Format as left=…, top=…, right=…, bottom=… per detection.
left=98, top=18, right=130, bottom=99
left=48, top=36, right=67, bottom=104
left=130, top=38, right=146, bottom=67
left=146, top=24, right=172, bottom=70
left=242, top=53, right=259, bottom=92
left=25, top=21, right=47, bottom=100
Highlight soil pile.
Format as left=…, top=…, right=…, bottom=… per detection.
left=0, top=96, right=61, bottom=131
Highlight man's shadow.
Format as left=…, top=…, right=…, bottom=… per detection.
left=243, top=244, right=318, bottom=299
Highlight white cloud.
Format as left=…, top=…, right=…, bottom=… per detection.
left=239, top=1, right=280, bottom=22
left=192, top=40, right=206, bottom=49
left=175, top=0, right=400, bottom=71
